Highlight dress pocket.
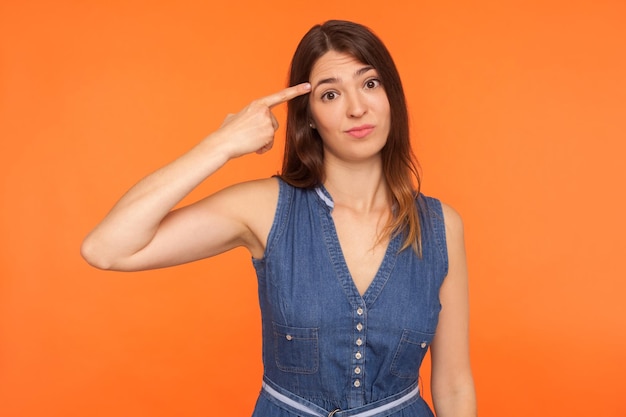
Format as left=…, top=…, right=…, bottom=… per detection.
left=273, top=322, right=319, bottom=374
left=390, top=329, right=434, bottom=378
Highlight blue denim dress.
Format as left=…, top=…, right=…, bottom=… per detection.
left=251, top=179, right=448, bottom=417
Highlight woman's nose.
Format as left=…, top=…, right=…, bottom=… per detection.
left=346, top=92, right=367, bottom=118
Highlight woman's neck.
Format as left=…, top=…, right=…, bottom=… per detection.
left=323, top=158, right=390, bottom=213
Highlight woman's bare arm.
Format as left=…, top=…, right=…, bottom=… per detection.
left=80, top=83, right=311, bottom=271
left=430, top=203, right=477, bottom=417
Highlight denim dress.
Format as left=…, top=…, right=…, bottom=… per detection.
left=251, top=179, right=448, bottom=417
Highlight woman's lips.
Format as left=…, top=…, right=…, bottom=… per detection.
left=346, top=125, right=375, bottom=138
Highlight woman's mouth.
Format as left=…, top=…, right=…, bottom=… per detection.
left=346, top=124, right=375, bottom=138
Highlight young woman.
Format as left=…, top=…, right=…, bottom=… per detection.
left=82, top=20, right=476, bottom=417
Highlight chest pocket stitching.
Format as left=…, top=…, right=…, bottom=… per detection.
left=390, top=328, right=435, bottom=379
left=272, top=322, right=320, bottom=374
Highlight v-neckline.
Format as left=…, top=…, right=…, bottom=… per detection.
left=314, top=186, right=400, bottom=305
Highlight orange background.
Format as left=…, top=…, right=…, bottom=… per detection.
left=1, top=0, right=625, bottom=416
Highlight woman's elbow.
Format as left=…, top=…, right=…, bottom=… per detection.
left=80, top=235, right=115, bottom=270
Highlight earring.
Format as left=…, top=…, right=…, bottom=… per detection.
left=309, top=123, right=316, bottom=129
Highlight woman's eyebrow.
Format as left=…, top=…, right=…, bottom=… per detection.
left=313, top=66, right=376, bottom=91
left=355, top=65, right=375, bottom=77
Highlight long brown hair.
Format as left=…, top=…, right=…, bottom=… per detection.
left=281, top=20, right=422, bottom=254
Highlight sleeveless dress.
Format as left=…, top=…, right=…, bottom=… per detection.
left=251, top=179, right=448, bottom=417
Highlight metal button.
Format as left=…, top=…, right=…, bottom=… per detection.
left=355, top=351, right=362, bottom=360
left=356, top=323, right=363, bottom=331
left=356, top=307, right=364, bottom=316
left=356, top=338, right=363, bottom=346
left=286, top=335, right=293, bottom=341
left=354, top=367, right=361, bottom=374
left=420, top=342, right=427, bottom=348
left=354, top=379, right=361, bottom=387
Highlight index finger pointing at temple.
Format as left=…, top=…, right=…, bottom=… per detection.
left=260, top=82, right=311, bottom=108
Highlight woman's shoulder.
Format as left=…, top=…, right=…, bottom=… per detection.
left=217, top=177, right=281, bottom=224
left=219, top=176, right=280, bottom=201
left=416, top=194, right=464, bottom=241
left=439, top=201, right=463, bottom=232
left=212, top=177, right=281, bottom=258
left=434, top=199, right=465, bottom=250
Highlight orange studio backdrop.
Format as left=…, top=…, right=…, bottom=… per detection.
left=1, top=0, right=625, bottom=416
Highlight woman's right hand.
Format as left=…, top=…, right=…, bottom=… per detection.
left=209, top=82, right=311, bottom=159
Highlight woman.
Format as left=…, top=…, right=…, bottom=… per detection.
left=82, top=20, right=476, bottom=417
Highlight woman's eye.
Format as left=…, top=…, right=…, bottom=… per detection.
left=321, top=91, right=337, bottom=101
left=365, top=79, right=381, bottom=89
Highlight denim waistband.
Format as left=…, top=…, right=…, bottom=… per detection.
left=261, top=377, right=420, bottom=417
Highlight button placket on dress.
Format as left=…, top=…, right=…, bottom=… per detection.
left=351, top=304, right=366, bottom=395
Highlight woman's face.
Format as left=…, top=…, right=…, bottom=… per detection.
left=308, top=50, right=390, bottom=164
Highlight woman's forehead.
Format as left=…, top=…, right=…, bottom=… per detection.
left=310, top=51, right=374, bottom=82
